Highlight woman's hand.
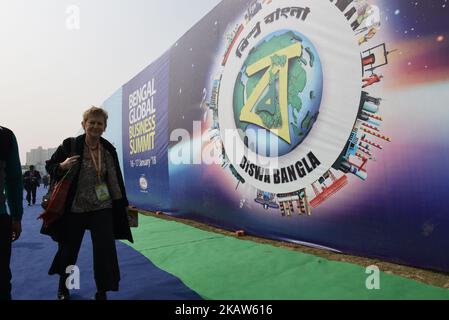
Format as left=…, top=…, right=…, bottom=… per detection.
left=59, top=155, right=80, bottom=171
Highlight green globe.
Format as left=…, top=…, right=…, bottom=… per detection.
left=233, top=30, right=323, bottom=157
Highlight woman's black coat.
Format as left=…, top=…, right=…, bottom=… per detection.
left=41, top=134, right=134, bottom=243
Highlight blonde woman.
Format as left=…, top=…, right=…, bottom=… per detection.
left=43, top=106, right=133, bottom=300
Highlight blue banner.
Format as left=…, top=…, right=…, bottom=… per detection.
left=122, top=51, right=170, bottom=210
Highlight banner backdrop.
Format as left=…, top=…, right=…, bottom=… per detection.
left=122, top=51, right=170, bottom=210
left=104, top=0, right=449, bottom=273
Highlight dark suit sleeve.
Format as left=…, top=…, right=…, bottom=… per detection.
left=5, top=133, right=23, bottom=221
left=106, top=142, right=133, bottom=243
left=112, top=148, right=129, bottom=208
left=23, top=172, right=29, bottom=186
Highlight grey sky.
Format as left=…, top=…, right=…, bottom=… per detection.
left=0, top=0, right=221, bottom=163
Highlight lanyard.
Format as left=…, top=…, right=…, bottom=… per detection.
left=88, top=145, right=102, bottom=182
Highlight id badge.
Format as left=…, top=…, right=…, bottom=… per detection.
left=95, top=183, right=111, bottom=201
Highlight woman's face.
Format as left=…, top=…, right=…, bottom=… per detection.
left=83, top=114, right=106, bottom=139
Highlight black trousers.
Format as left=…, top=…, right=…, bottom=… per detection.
left=25, top=186, right=37, bottom=205
left=0, top=214, right=12, bottom=300
left=49, top=209, right=120, bottom=292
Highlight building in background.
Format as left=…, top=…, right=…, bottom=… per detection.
left=25, top=146, right=57, bottom=175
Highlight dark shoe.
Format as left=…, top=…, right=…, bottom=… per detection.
left=57, top=289, right=70, bottom=300
left=58, top=276, right=70, bottom=300
left=94, top=291, right=107, bottom=300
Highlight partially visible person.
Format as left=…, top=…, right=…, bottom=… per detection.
left=23, top=165, right=41, bottom=206
left=43, top=106, right=133, bottom=300
left=0, top=126, right=24, bottom=300
left=42, top=174, right=49, bottom=189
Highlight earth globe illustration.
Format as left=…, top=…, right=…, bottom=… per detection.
left=233, top=30, right=323, bottom=157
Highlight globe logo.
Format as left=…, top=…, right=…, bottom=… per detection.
left=139, top=175, right=148, bottom=191
left=233, top=30, right=323, bottom=157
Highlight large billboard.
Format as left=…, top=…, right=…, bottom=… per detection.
left=105, top=0, right=449, bottom=273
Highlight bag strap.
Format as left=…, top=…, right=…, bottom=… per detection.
left=64, top=137, right=78, bottom=182
left=71, top=137, right=76, bottom=156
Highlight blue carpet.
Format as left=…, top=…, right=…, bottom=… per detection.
left=11, top=187, right=201, bottom=300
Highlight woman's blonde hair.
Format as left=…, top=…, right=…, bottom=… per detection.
left=82, top=106, right=108, bottom=128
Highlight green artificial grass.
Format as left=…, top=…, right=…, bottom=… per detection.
left=126, top=215, right=449, bottom=300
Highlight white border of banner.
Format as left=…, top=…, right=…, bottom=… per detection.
left=218, top=0, right=362, bottom=193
